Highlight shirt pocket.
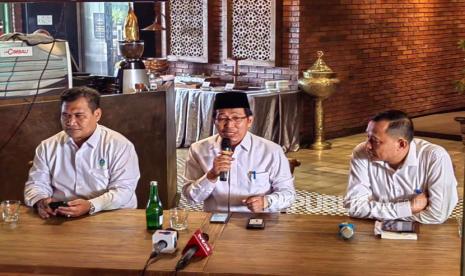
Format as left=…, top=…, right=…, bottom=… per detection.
left=88, top=168, right=110, bottom=188
left=249, top=171, right=271, bottom=195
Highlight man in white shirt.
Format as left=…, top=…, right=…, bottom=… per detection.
left=344, top=110, right=458, bottom=224
left=24, top=87, right=140, bottom=219
left=182, top=92, right=295, bottom=213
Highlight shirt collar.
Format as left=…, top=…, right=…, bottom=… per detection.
left=403, top=140, right=418, bottom=167
left=237, top=132, right=252, bottom=152
left=65, top=124, right=101, bottom=149
left=211, top=132, right=252, bottom=153
left=371, top=140, right=418, bottom=169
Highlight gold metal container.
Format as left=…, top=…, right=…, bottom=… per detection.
left=298, top=51, right=340, bottom=150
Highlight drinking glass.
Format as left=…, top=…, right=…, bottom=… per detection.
left=1, top=200, right=21, bottom=223
left=169, top=207, right=188, bottom=231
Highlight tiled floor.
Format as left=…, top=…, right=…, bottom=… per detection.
left=178, top=134, right=464, bottom=198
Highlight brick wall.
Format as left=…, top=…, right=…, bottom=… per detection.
left=300, top=0, right=465, bottom=139
left=173, top=0, right=465, bottom=143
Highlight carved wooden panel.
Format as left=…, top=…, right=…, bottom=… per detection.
left=222, top=0, right=280, bottom=67
left=167, top=0, right=209, bottom=63
left=232, top=0, right=272, bottom=60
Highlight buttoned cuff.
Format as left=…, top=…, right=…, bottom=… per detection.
left=28, top=194, right=50, bottom=208
left=264, top=194, right=278, bottom=212
left=196, top=174, right=217, bottom=194
left=88, top=198, right=103, bottom=214
left=396, top=201, right=413, bottom=218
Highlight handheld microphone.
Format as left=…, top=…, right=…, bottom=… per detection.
left=152, top=229, right=178, bottom=254
left=338, top=222, right=355, bottom=240
left=175, top=229, right=212, bottom=271
left=220, top=138, right=232, bottom=181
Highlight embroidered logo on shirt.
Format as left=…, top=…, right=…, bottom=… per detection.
left=99, top=158, right=106, bottom=169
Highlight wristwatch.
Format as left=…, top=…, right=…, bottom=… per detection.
left=265, top=196, right=273, bottom=210
left=88, top=201, right=96, bottom=215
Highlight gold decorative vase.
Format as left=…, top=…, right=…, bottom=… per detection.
left=298, top=51, right=340, bottom=150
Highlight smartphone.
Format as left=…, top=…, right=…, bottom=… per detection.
left=246, top=218, right=265, bottom=230
left=382, top=221, right=416, bottom=232
left=49, top=201, right=68, bottom=210
left=210, top=213, right=230, bottom=224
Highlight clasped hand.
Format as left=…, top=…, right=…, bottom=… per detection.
left=37, top=198, right=91, bottom=219
left=410, top=192, right=428, bottom=214
left=242, top=196, right=268, bottom=213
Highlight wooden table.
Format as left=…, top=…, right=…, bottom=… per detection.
left=207, top=213, right=460, bottom=276
left=0, top=208, right=460, bottom=275
left=0, top=207, right=222, bottom=275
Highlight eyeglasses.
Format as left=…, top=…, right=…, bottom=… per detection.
left=215, top=116, right=248, bottom=125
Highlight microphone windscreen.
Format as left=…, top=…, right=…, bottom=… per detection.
left=201, top=232, right=210, bottom=242
left=219, top=138, right=231, bottom=181
left=221, top=138, right=231, bottom=151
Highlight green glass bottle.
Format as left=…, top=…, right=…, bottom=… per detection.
left=146, top=181, right=163, bottom=230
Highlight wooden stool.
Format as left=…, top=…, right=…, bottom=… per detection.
left=288, top=158, right=301, bottom=175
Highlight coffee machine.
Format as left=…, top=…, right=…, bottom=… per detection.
left=116, top=40, right=149, bottom=94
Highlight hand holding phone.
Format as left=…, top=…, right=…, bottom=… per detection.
left=48, top=201, right=68, bottom=210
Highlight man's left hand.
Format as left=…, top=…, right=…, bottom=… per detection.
left=57, top=199, right=91, bottom=218
left=243, top=196, right=268, bottom=213
left=410, top=192, right=428, bottom=214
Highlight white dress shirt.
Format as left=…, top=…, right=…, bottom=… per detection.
left=182, top=132, right=295, bottom=212
left=24, top=124, right=140, bottom=214
left=344, top=138, right=458, bottom=224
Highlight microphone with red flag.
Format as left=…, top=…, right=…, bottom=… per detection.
left=175, top=229, right=212, bottom=271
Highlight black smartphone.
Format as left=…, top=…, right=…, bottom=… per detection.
left=382, top=221, right=416, bottom=232
left=246, top=218, right=265, bottom=230
left=49, top=201, right=68, bottom=210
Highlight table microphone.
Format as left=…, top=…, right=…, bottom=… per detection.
left=338, top=222, right=355, bottom=240
left=175, top=229, right=212, bottom=271
left=220, top=138, right=231, bottom=181
left=152, top=229, right=178, bottom=254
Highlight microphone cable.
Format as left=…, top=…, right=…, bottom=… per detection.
left=140, top=253, right=157, bottom=276
left=175, top=245, right=198, bottom=271
left=139, top=240, right=167, bottom=276
left=2, top=38, right=23, bottom=97
left=224, top=138, right=232, bottom=215
left=174, top=233, right=209, bottom=272
left=0, top=40, right=56, bottom=156
left=228, top=168, right=231, bottom=215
